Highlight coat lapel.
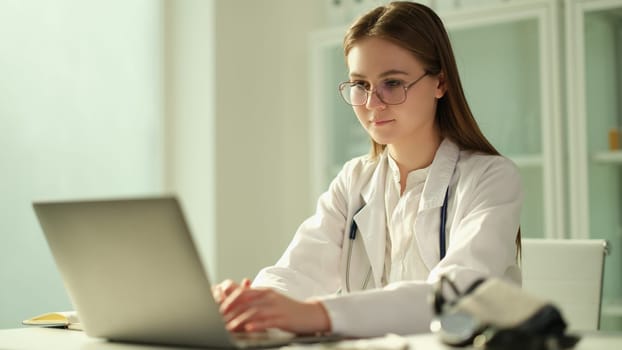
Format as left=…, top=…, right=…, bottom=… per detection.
left=349, top=140, right=460, bottom=285
left=352, top=152, right=388, bottom=288
left=415, top=139, right=460, bottom=270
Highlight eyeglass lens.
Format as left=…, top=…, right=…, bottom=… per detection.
left=341, top=81, right=407, bottom=106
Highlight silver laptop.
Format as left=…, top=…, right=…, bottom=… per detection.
left=33, top=196, right=340, bottom=348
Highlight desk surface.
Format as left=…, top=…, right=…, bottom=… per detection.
left=1, top=327, right=622, bottom=350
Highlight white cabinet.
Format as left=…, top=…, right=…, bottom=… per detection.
left=310, top=0, right=622, bottom=329
left=566, top=0, right=622, bottom=328
left=442, top=0, right=565, bottom=240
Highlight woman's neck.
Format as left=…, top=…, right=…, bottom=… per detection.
left=388, top=129, right=442, bottom=193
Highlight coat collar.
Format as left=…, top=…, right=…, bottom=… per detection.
left=420, top=138, right=460, bottom=210
left=360, top=139, right=459, bottom=208
left=360, top=151, right=388, bottom=204
left=351, top=139, right=460, bottom=285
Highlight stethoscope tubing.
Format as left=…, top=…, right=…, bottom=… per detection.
left=346, top=188, right=450, bottom=292
left=439, top=189, right=449, bottom=260
left=345, top=224, right=372, bottom=292
left=346, top=207, right=371, bottom=292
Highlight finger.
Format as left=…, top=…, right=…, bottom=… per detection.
left=220, top=287, right=252, bottom=315
left=221, top=278, right=251, bottom=301
left=217, top=279, right=236, bottom=291
left=223, top=293, right=279, bottom=325
left=222, top=296, right=258, bottom=323
left=220, top=280, right=241, bottom=298
left=213, top=287, right=227, bottom=304
left=226, top=295, right=291, bottom=333
left=243, top=316, right=284, bottom=333
left=226, top=289, right=282, bottom=318
left=226, top=306, right=263, bottom=332
left=228, top=306, right=285, bottom=333
left=220, top=288, right=266, bottom=315
left=212, top=279, right=238, bottom=303
left=241, top=297, right=330, bottom=335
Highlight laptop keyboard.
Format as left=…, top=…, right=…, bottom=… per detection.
left=232, top=329, right=342, bottom=348
left=232, top=329, right=295, bottom=341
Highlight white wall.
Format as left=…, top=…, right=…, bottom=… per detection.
left=0, top=0, right=326, bottom=329
left=212, top=0, right=325, bottom=281
left=0, top=0, right=165, bottom=328
left=163, top=0, right=218, bottom=280
left=161, top=0, right=326, bottom=283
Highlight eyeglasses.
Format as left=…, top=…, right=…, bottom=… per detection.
left=338, top=72, right=428, bottom=106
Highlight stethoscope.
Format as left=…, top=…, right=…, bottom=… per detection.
left=345, top=188, right=450, bottom=292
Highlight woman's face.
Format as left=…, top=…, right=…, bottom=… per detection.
left=346, top=37, right=445, bottom=149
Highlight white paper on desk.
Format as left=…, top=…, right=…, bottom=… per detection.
left=283, top=333, right=409, bottom=350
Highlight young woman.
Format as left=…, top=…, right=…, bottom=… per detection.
left=214, top=1, right=522, bottom=337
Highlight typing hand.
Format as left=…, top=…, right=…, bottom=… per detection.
left=219, top=287, right=331, bottom=335
left=212, top=278, right=251, bottom=304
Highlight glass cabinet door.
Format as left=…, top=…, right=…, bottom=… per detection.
left=443, top=0, right=564, bottom=239
left=566, top=0, right=622, bottom=330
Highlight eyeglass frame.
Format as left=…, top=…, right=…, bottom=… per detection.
left=337, top=71, right=429, bottom=106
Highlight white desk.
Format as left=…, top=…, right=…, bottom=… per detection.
left=1, top=327, right=622, bottom=349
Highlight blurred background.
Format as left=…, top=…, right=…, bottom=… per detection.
left=1, top=0, right=621, bottom=331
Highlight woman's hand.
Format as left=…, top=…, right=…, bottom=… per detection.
left=212, top=278, right=251, bottom=304
left=219, top=286, right=331, bottom=335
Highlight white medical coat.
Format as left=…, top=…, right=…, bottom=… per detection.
left=253, top=139, right=523, bottom=337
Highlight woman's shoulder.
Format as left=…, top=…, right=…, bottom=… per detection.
left=454, top=149, right=523, bottom=201
left=456, top=149, right=520, bottom=178
left=341, top=153, right=379, bottom=174
left=332, top=154, right=382, bottom=190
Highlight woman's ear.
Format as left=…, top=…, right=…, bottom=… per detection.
left=435, top=72, right=448, bottom=99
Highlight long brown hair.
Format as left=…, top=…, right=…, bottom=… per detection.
left=344, top=1, right=499, bottom=158
left=343, top=1, right=521, bottom=256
